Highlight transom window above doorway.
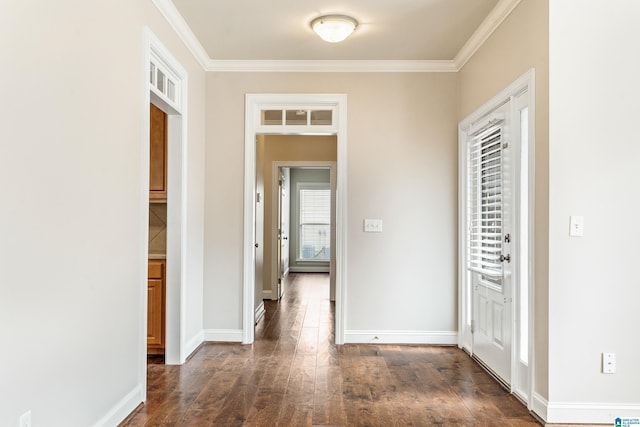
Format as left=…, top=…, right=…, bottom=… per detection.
left=150, top=52, right=181, bottom=110
left=260, top=108, right=334, bottom=127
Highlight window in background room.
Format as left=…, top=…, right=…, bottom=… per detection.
left=299, top=186, right=331, bottom=261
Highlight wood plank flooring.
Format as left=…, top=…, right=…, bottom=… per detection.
left=121, top=273, right=541, bottom=426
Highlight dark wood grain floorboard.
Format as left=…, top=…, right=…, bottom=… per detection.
left=120, top=272, right=541, bottom=427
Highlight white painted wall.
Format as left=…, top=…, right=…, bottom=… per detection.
left=548, top=0, right=640, bottom=418
left=204, top=73, right=459, bottom=340
left=0, top=1, right=205, bottom=425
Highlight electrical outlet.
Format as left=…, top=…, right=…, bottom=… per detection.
left=19, top=410, right=31, bottom=427
left=603, top=352, right=616, bottom=374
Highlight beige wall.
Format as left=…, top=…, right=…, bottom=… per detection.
left=205, top=72, right=459, bottom=334
left=258, top=135, right=337, bottom=298
left=458, top=0, right=550, bottom=399
left=0, top=1, right=206, bottom=425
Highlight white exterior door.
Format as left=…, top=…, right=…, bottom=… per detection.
left=460, top=71, right=534, bottom=402
left=467, top=101, right=513, bottom=385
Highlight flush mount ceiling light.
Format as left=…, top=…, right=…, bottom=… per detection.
left=310, top=15, right=358, bottom=43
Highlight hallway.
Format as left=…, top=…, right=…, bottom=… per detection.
left=121, top=273, right=540, bottom=426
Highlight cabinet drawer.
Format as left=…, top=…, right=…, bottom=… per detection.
left=148, top=260, right=164, bottom=279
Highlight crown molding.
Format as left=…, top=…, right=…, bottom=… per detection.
left=207, top=59, right=457, bottom=73
left=153, top=0, right=521, bottom=73
left=453, top=0, right=522, bottom=70
left=151, top=0, right=210, bottom=70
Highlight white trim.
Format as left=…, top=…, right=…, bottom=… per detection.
left=545, top=401, right=640, bottom=424
left=143, top=28, right=190, bottom=370
left=531, top=392, right=548, bottom=422
left=245, top=94, right=348, bottom=345
left=203, top=329, right=244, bottom=342
left=255, top=301, right=266, bottom=325
left=151, top=0, right=520, bottom=73
left=209, top=59, right=457, bottom=73
left=453, top=0, right=522, bottom=70
left=151, top=0, right=209, bottom=70
left=262, top=289, right=273, bottom=300
left=184, top=331, right=204, bottom=360
left=92, top=385, right=143, bottom=427
left=345, top=331, right=458, bottom=345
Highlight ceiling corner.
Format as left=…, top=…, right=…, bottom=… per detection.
left=151, top=0, right=212, bottom=71
left=452, top=0, right=522, bottom=71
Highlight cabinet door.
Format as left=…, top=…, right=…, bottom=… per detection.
left=147, top=260, right=165, bottom=355
left=149, top=104, right=167, bottom=201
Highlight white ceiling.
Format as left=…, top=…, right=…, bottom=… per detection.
left=170, top=0, right=503, bottom=62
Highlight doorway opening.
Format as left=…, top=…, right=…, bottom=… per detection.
left=142, top=28, right=190, bottom=403
left=254, top=134, right=337, bottom=335
left=458, top=69, right=535, bottom=406
left=244, top=94, right=348, bottom=345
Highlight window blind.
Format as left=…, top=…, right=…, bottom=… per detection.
left=299, top=188, right=330, bottom=260
left=467, top=125, right=504, bottom=279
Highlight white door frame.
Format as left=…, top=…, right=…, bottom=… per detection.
left=458, top=69, right=536, bottom=406
left=244, top=94, right=347, bottom=345
left=275, top=165, right=290, bottom=299
left=142, top=28, right=190, bottom=386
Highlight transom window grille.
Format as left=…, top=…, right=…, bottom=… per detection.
left=260, top=109, right=333, bottom=126
left=467, top=124, right=504, bottom=284
left=299, top=188, right=331, bottom=261
left=150, top=53, right=180, bottom=108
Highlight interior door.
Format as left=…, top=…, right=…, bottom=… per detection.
left=468, top=102, right=513, bottom=385
left=276, top=168, right=290, bottom=299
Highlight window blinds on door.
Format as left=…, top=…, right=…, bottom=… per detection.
left=467, top=125, right=504, bottom=278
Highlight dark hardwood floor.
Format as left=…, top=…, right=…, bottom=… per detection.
left=121, top=273, right=541, bottom=426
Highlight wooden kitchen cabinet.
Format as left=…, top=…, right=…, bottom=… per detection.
left=149, top=104, right=167, bottom=202
left=147, top=259, right=166, bottom=355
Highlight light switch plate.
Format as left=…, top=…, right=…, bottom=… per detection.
left=363, top=219, right=383, bottom=233
left=569, top=215, right=584, bottom=237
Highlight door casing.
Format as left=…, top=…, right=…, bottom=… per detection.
left=142, top=29, right=191, bottom=392
left=244, top=94, right=348, bottom=345
left=276, top=167, right=290, bottom=299
left=458, top=69, right=536, bottom=406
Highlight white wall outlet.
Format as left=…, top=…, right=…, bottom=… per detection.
left=19, top=410, right=31, bottom=427
left=602, top=352, right=616, bottom=374
left=569, top=215, right=584, bottom=236
left=363, top=219, right=383, bottom=233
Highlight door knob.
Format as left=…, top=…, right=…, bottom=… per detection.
left=500, top=254, right=511, bottom=263
left=283, top=237, right=288, bottom=240
left=255, top=243, right=259, bottom=248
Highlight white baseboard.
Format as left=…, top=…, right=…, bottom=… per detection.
left=203, top=329, right=243, bottom=342
left=531, top=392, right=548, bottom=422
left=183, top=330, right=204, bottom=361
left=92, top=384, right=143, bottom=427
left=262, top=289, right=273, bottom=300
left=539, top=398, right=640, bottom=424
left=255, top=301, right=265, bottom=324
left=289, top=266, right=330, bottom=273
left=344, top=330, right=458, bottom=345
